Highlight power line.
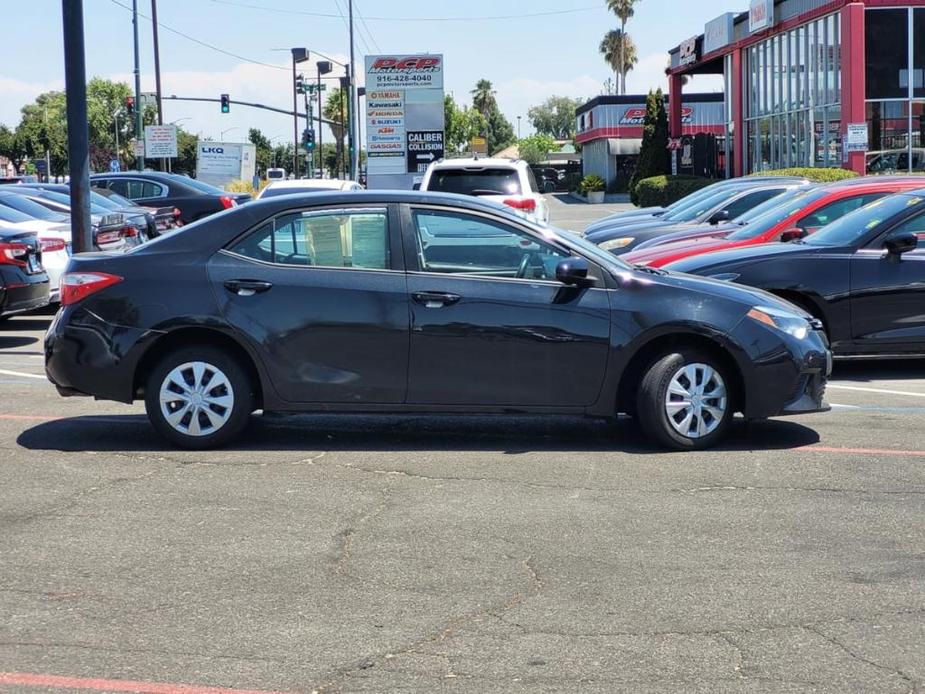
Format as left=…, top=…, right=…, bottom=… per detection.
left=207, top=0, right=603, bottom=22
left=354, top=0, right=382, bottom=55
left=331, top=0, right=371, bottom=57
left=109, top=0, right=288, bottom=71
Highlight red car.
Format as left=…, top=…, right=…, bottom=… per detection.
left=623, top=177, right=925, bottom=268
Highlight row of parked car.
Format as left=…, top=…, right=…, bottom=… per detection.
left=0, top=171, right=248, bottom=320
left=583, top=175, right=925, bottom=358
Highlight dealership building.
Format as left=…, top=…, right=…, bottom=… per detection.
left=661, top=0, right=925, bottom=177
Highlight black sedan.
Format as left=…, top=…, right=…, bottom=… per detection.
left=666, top=190, right=925, bottom=357
left=90, top=172, right=251, bottom=225
left=0, top=225, right=48, bottom=319
left=46, top=191, right=831, bottom=450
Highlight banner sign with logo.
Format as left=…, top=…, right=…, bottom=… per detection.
left=678, top=37, right=699, bottom=67
left=749, top=0, right=774, bottom=33
left=365, top=54, right=445, bottom=187
left=704, top=13, right=735, bottom=54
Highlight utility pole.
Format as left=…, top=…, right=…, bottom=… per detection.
left=291, top=48, right=308, bottom=178
left=113, top=110, right=121, bottom=170
left=151, top=0, right=167, bottom=171
left=348, top=0, right=358, bottom=180
left=43, top=108, right=52, bottom=182
left=61, top=0, right=92, bottom=253
left=339, top=77, right=347, bottom=180
left=132, top=0, right=144, bottom=170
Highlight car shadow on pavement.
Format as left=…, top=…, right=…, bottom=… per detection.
left=17, top=413, right=820, bottom=455
left=0, top=335, right=38, bottom=349
left=832, top=359, right=925, bottom=383
left=0, top=316, right=52, bottom=332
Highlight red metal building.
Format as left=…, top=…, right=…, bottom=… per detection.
left=668, top=0, right=925, bottom=177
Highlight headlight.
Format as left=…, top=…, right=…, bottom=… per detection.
left=747, top=305, right=811, bottom=340
left=598, top=237, right=635, bottom=251
left=709, top=272, right=740, bottom=282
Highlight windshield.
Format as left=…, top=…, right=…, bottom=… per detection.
left=0, top=205, right=33, bottom=223
left=662, top=188, right=744, bottom=222
left=0, top=194, right=66, bottom=222
left=725, top=188, right=827, bottom=240
left=804, top=193, right=925, bottom=247
left=104, top=191, right=136, bottom=207
left=544, top=223, right=634, bottom=272
left=90, top=192, right=122, bottom=210
left=25, top=189, right=111, bottom=216
left=731, top=186, right=811, bottom=225
left=427, top=168, right=522, bottom=196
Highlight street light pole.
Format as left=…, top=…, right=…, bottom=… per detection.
left=151, top=0, right=167, bottom=171
left=61, top=0, right=92, bottom=254
left=517, top=116, right=522, bottom=140
left=348, top=0, right=358, bottom=180
left=291, top=47, right=308, bottom=178
left=113, top=110, right=121, bottom=170
left=132, top=0, right=144, bottom=170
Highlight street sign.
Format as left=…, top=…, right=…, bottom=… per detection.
left=139, top=92, right=158, bottom=108
left=144, top=124, right=178, bottom=158
left=109, top=159, right=121, bottom=172
left=470, top=136, right=488, bottom=154
left=35, top=160, right=47, bottom=174
left=306, top=84, right=327, bottom=93
left=407, top=131, right=444, bottom=173
left=846, top=123, right=869, bottom=153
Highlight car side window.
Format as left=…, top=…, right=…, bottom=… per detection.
left=797, top=194, right=887, bottom=232
left=883, top=212, right=925, bottom=249
left=229, top=208, right=390, bottom=269
left=725, top=189, right=781, bottom=220
left=142, top=182, right=165, bottom=198
left=107, top=179, right=129, bottom=197
left=412, top=209, right=568, bottom=280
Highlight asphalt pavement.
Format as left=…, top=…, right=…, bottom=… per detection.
left=0, top=197, right=923, bottom=693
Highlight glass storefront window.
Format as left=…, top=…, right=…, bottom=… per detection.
left=915, top=10, right=925, bottom=99
left=866, top=9, right=909, bottom=99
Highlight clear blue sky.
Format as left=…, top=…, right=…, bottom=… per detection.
left=2, top=0, right=730, bottom=143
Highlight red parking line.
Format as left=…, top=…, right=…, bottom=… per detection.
left=0, top=672, right=294, bottom=694
left=803, top=445, right=925, bottom=458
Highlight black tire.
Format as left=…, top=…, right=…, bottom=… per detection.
left=144, top=345, right=255, bottom=449
left=636, top=348, right=735, bottom=451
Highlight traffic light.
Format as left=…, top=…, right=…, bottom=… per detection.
left=125, top=96, right=135, bottom=117
left=295, top=74, right=305, bottom=95
left=302, top=128, right=315, bottom=150
left=220, top=93, right=230, bottom=113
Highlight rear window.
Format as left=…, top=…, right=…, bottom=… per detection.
left=0, top=194, right=63, bottom=221
left=426, top=168, right=522, bottom=196
left=260, top=185, right=343, bottom=198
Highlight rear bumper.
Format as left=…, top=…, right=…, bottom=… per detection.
left=0, top=267, right=50, bottom=316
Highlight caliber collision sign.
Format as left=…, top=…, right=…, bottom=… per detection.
left=365, top=54, right=444, bottom=188
left=407, top=131, right=444, bottom=173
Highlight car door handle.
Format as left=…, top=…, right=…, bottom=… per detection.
left=412, top=291, right=461, bottom=308
left=224, top=279, right=273, bottom=297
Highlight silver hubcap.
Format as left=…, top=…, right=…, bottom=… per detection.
left=665, top=363, right=727, bottom=439
left=159, top=361, right=235, bottom=437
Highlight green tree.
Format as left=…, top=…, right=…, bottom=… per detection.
left=444, top=95, right=487, bottom=154
left=173, top=128, right=199, bottom=176
left=607, top=0, right=641, bottom=94
left=248, top=127, right=273, bottom=175
left=527, top=96, right=581, bottom=139
left=487, top=105, right=515, bottom=155
left=600, top=29, right=638, bottom=96
left=0, top=124, right=27, bottom=172
left=630, top=89, right=670, bottom=203
left=324, top=88, right=348, bottom=178
left=471, top=79, right=497, bottom=121
left=517, top=134, right=558, bottom=166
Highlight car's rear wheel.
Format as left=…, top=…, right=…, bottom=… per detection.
left=144, top=346, right=254, bottom=449
left=637, top=349, right=734, bottom=450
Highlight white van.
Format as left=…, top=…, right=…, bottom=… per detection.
left=266, top=168, right=287, bottom=181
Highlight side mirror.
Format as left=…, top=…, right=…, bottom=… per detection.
left=411, top=182, right=421, bottom=191
left=556, top=257, right=596, bottom=286
left=885, top=230, right=918, bottom=256
left=780, top=227, right=807, bottom=243
left=709, top=209, right=731, bottom=225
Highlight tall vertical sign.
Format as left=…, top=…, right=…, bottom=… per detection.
left=365, top=54, right=444, bottom=189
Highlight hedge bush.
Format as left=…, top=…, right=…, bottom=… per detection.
left=748, top=167, right=858, bottom=183
left=634, top=174, right=717, bottom=208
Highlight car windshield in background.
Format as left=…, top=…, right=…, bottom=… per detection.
left=105, top=192, right=136, bottom=207
left=804, top=193, right=925, bottom=247
left=0, top=204, right=34, bottom=224
left=662, top=188, right=742, bottom=222
left=175, top=176, right=226, bottom=195
left=91, top=192, right=122, bottom=210
left=725, top=189, right=825, bottom=240
left=731, top=186, right=811, bottom=225
left=0, top=194, right=67, bottom=222
left=260, top=185, right=343, bottom=198
left=30, top=189, right=111, bottom=216
left=427, top=169, right=522, bottom=196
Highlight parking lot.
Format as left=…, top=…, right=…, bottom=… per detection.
left=0, top=197, right=923, bottom=693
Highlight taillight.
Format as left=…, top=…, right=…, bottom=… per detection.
left=96, top=230, right=121, bottom=245
left=172, top=207, right=182, bottom=218
left=60, top=272, right=122, bottom=306
left=121, top=225, right=139, bottom=238
left=40, top=238, right=67, bottom=254
left=219, top=195, right=236, bottom=209
left=503, top=197, right=537, bottom=212
left=0, top=241, right=29, bottom=267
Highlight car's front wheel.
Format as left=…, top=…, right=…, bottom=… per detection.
left=144, top=346, right=255, bottom=449
left=637, top=349, right=734, bottom=450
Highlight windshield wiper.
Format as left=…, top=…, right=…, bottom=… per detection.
left=633, top=264, right=668, bottom=276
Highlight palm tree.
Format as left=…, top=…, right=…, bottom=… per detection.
left=323, top=88, right=347, bottom=178
left=607, top=0, right=640, bottom=95
left=600, top=30, right=638, bottom=95
left=470, top=79, right=496, bottom=121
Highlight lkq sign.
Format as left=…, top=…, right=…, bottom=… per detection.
left=678, top=37, right=699, bottom=67
left=749, top=0, right=775, bottom=33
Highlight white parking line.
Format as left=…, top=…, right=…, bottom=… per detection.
left=828, top=384, right=925, bottom=399
left=0, top=369, right=46, bottom=380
